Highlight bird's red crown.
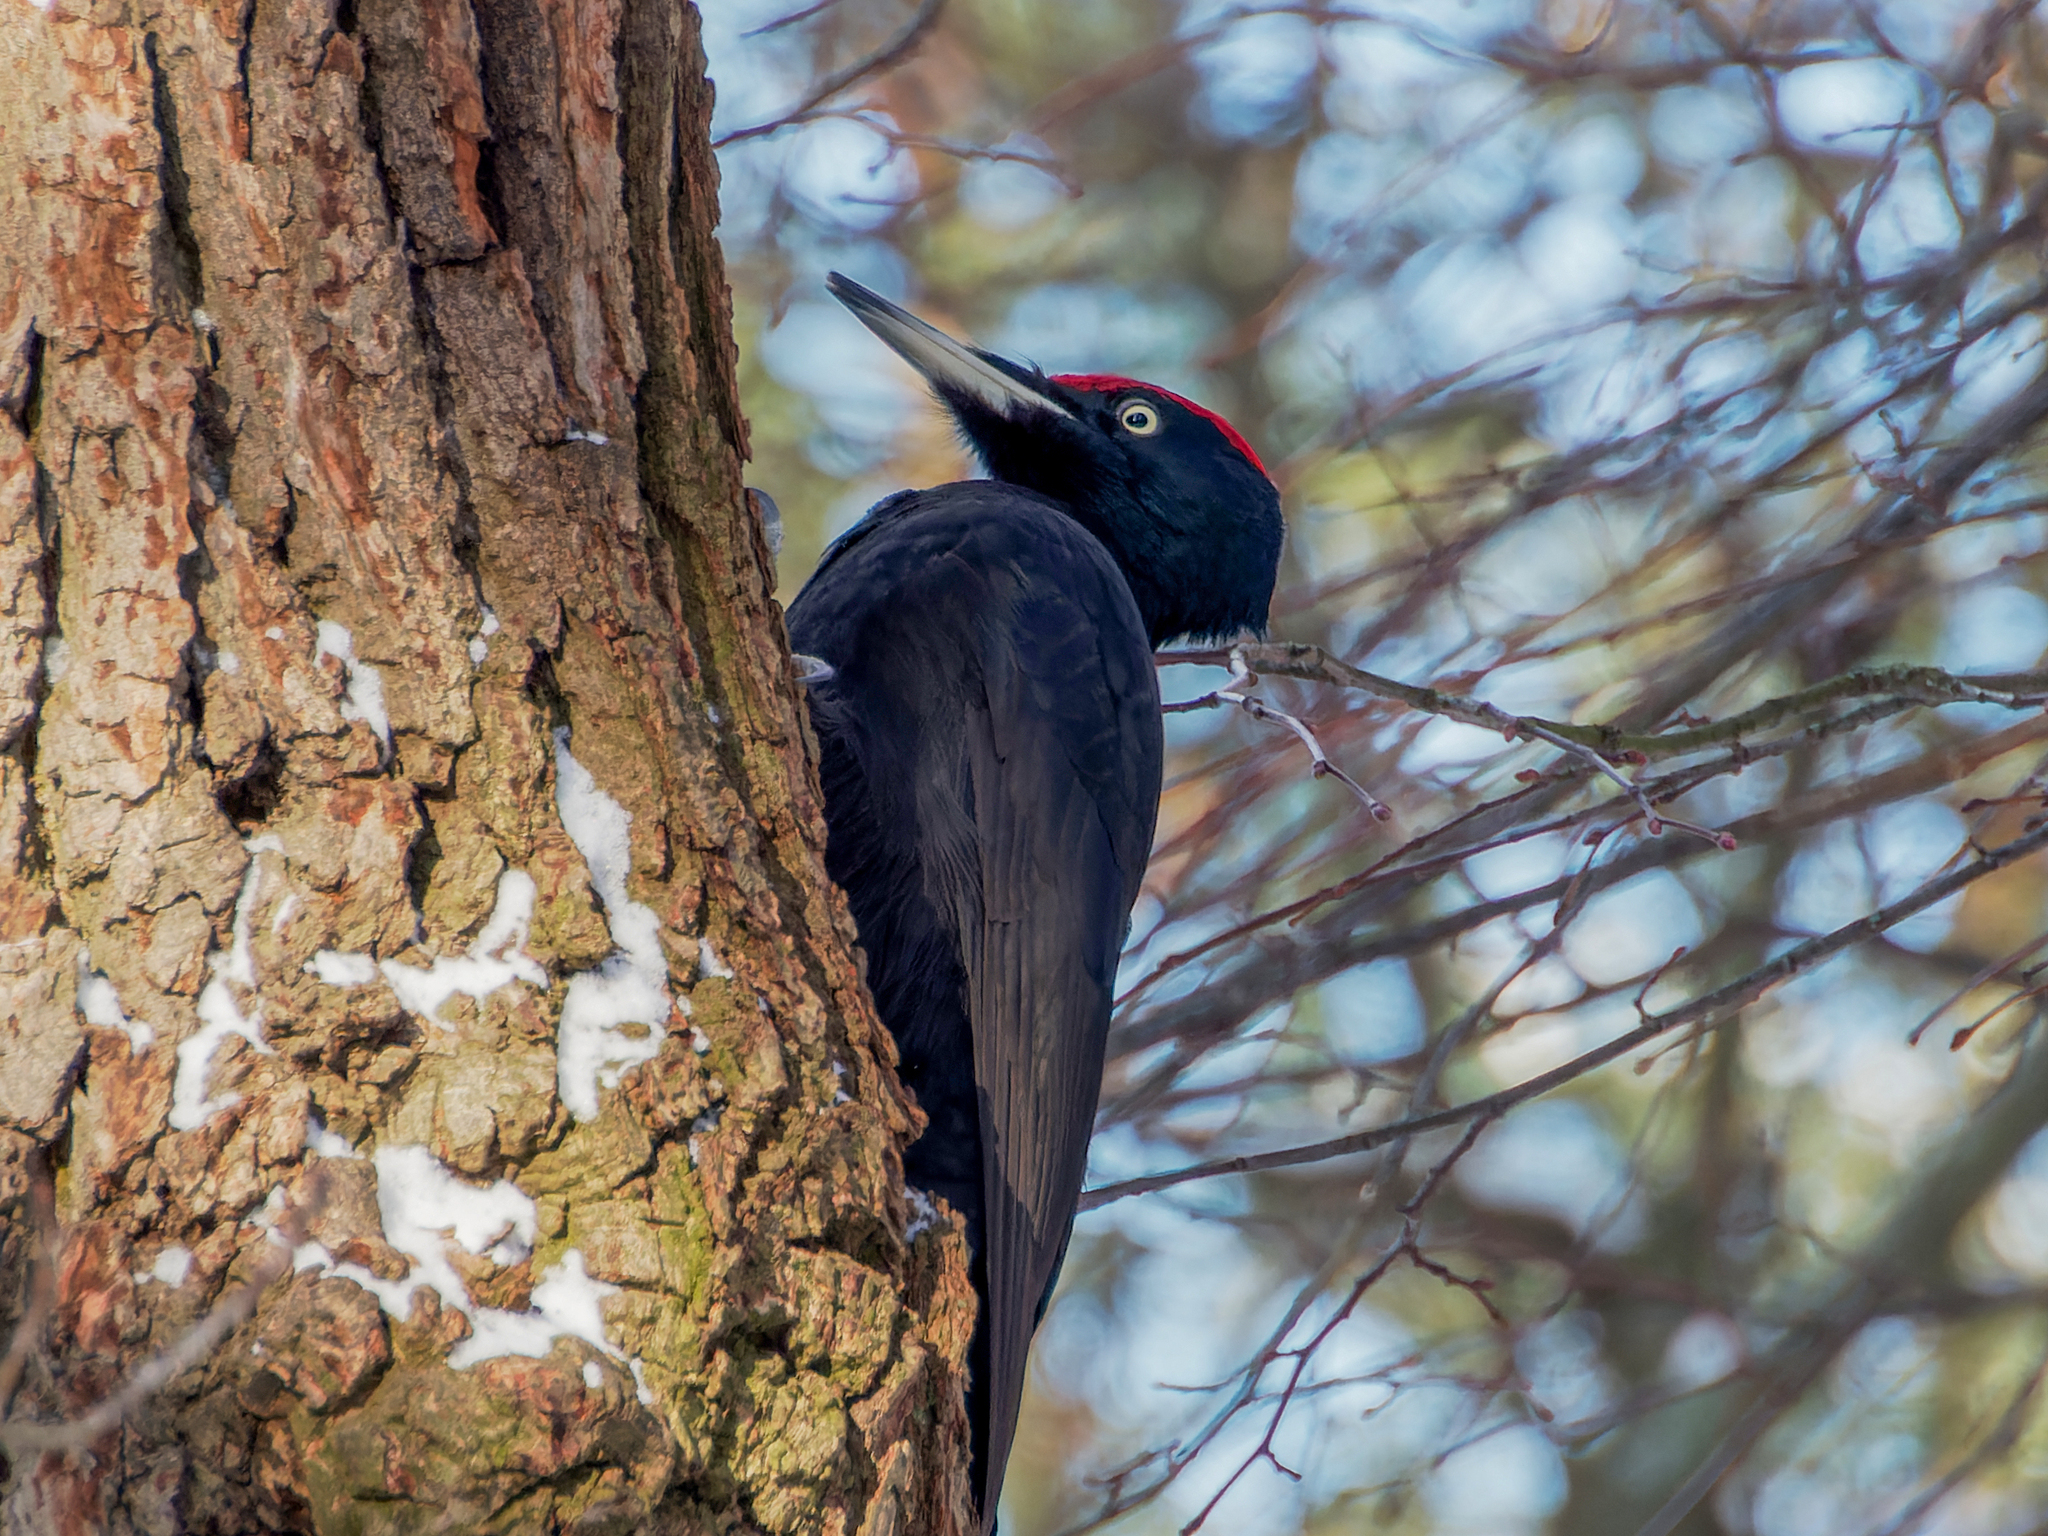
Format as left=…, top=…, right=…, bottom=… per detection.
left=1051, top=374, right=1269, bottom=479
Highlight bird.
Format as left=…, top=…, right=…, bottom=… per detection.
left=785, top=274, right=1283, bottom=1533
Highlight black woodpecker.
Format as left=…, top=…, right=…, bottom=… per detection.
left=786, top=275, right=1283, bottom=1533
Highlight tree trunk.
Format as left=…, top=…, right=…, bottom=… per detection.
left=0, top=0, right=975, bottom=1530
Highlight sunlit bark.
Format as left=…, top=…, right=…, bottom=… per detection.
left=0, top=1, right=973, bottom=1529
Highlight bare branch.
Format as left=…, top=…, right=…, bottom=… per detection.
left=1084, top=819, right=2048, bottom=1208
left=1163, top=644, right=2048, bottom=761
left=713, top=0, right=945, bottom=148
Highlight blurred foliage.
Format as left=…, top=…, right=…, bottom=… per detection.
left=708, top=2, right=2048, bottom=1533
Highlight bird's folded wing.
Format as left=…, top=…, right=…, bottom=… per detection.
left=786, top=485, right=1162, bottom=1530
left=956, top=551, right=1162, bottom=1526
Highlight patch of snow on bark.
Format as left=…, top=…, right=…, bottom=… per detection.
left=135, top=1246, right=192, bottom=1286
left=304, top=1112, right=360, bottom=1159
left=307, top=950, right=379, bottom=986
left=552, top=728, right=669, bottom=1120
left=294, top=1144, right=630, bottom=1370
left=376, top=870, right=546, bottom=1025
left=315, top=619, right=392, bottom=750
left=697, top=937, right=734, bottom=979
left=77, top=949, right=152, bottom=1054
left=169, top=842, right=279, bottom=1131
left=467, top=606, right=501, bottom=665
left=303, top=871, right=545, bottom=1027
left=903, top=1187, right=940, bottom=1241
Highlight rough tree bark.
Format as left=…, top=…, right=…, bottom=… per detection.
left=0, top=0, right=976, bottom=1530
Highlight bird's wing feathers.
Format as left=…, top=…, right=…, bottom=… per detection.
left=934, top=515, right=1157, bottom=1529
left=960, top=562, right=1159, bottom=1519
left=787, top=484, right=1160, bottom=1530
left=786, top=483, right=1163, bottom=1531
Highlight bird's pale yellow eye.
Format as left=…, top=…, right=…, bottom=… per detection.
left=1116, top=399, right=1161, bottom=436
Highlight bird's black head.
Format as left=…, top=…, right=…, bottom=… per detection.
left=826, top=273, right=1283, bottom=648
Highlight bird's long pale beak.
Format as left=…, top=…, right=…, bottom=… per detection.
left=827, top=273, right=1075, bottom=422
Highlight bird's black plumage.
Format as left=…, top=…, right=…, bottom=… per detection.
left=785, top=276, right=1282, bottom=1532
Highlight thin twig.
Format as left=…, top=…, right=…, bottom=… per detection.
left=1865, top=1328, right=2048, bottom=1536
left=1083, top=818, right=2048, bottom=1208
left=1165, top=646, right=1393, bottom=819
left=1906, top=928, right=2048, bottom=1045
left=1513, top=718, right=1733, bottom=846
left=714, top=0, right=946, bottom=148
left=743, top=0, right=842, bottom=36
left=1085, top=1115, right=1498, bottom=1536
left=0, top=1170, right=327, bottom=1456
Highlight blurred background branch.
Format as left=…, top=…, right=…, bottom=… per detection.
left=707, top=0, right=2048, bottom=1530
